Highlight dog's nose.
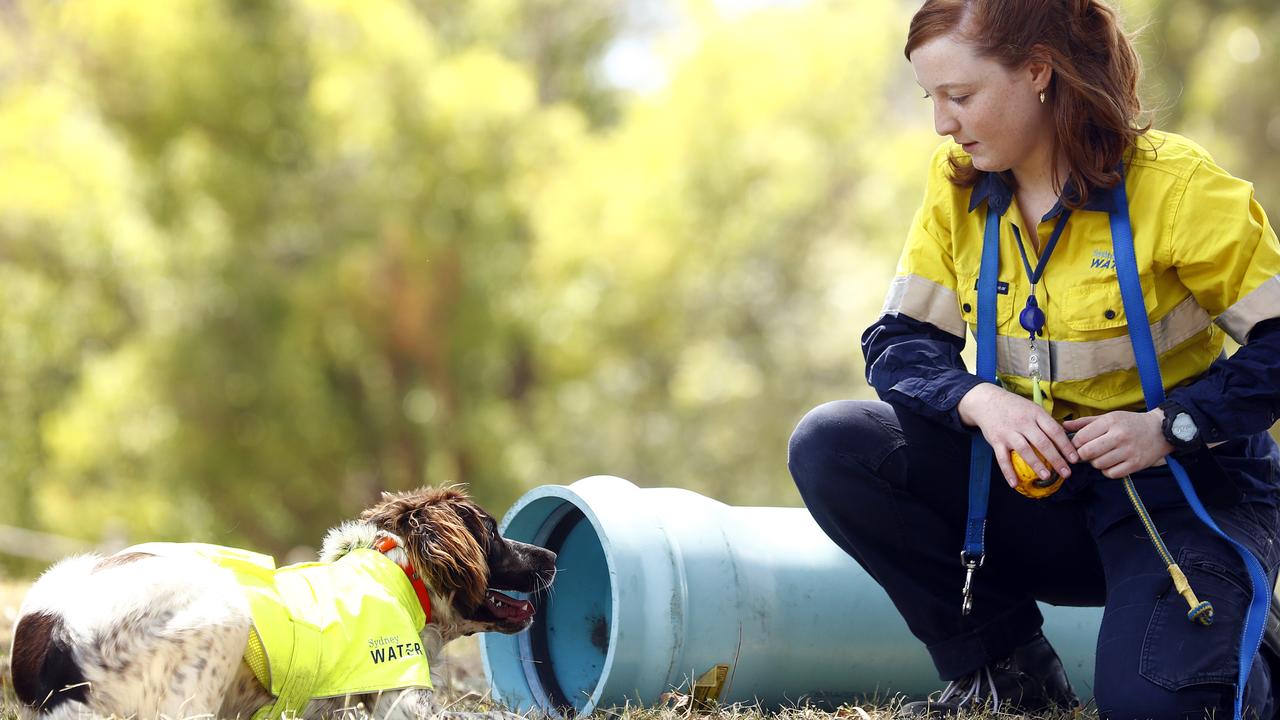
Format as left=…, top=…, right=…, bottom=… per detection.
left=508, top=538, right=556, bottom=561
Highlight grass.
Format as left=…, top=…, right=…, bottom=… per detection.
left=0, top=579, right=1094, bottom=720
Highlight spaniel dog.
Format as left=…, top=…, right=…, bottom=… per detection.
left=8, top=486, right=556, bottom=720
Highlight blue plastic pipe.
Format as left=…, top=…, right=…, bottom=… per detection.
left=480, top=476, right=1104, bottom=716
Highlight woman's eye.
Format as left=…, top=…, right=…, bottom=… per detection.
left=951, top=95, right=970, bottom=105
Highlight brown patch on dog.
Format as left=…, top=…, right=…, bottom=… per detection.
left=11, top=611, right=90, bottom=710
left=92, top=551, right=155, bottom=573
left=360, top=486, right=490, bottom=611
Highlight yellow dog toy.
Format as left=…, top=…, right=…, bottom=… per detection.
left=1010, top=448, right=1065, bottom=498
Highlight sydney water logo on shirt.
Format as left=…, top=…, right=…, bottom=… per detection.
left=368, top=634, right=424, bottom=664
left=1091, top=250, right=1116, bottom=270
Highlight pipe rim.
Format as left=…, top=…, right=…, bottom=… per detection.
left=486, top=478, right=634, bottom=716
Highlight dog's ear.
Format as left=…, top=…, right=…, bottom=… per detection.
left=411, top=504, right=490, bottom=611
left=361, top=488, right=490, bottom=611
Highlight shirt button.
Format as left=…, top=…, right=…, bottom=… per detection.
left=963, top=303, right=973, bottom=313
left=1104, top=309, right=1117, bottom=320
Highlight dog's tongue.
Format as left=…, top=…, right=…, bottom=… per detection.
left=486, top=590, right=534, bottom=622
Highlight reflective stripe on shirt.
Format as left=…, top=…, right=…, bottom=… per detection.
left=1218, top=274, right=1280, bottom=344
left=882, top=274, right=965, bottom=338
left=992, top=295, right=1211, bottom=381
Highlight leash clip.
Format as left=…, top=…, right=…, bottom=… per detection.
left=960, top=552, right=984, bottom=616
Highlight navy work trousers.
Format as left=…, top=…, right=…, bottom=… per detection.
left=788, top=399, right=1280, bottom=719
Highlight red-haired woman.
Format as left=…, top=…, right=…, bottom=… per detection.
left=789, top=0, right=1280, bottom=717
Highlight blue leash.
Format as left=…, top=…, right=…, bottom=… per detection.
left=965, top=181, right=1268, bottom=719
left=1108, top=181, right=1268, bottom=720
left=960, top=204, right=1001, bottom=613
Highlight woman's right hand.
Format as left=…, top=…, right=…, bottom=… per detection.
left=957, top=383, right=1079, bottom=489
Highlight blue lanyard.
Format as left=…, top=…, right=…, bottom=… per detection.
left=969, top=183, right=1267, bottom=720
left=1012, top=210, right=1071, bottom=287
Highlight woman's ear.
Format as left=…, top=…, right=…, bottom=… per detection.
left=1026, top=55, right=1054, bottom=96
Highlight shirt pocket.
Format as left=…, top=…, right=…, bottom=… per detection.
left=958, top=273, right=1015, bottom=331
left=1061, top=275, right=1159, bottom=332
left=1059, top=276, right=1160, bottom=402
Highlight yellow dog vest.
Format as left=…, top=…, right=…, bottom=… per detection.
left=128, top=542, right=432, bottom=719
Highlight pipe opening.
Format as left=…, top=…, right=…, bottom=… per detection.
left=515, top=503, right=612, bottom=715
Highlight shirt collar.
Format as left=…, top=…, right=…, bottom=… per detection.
left=967, top=171, right=1116, bottom=219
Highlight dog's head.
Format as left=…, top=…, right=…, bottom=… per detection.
left=357, top=486, right=556, bottom=634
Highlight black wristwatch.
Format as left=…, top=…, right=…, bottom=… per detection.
left=1158, top=401, right=1203, bottom=455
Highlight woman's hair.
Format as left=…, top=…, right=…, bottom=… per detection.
left=905, top=0, right=1150, bottom=209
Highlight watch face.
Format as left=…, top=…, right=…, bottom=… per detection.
left=1171, top=412, right=1198, bottom=442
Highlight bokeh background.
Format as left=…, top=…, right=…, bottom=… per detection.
left=1, top=0, right=1277, bottom=574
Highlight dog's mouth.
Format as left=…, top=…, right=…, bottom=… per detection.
left=471, top=537, right=555, bottom=632
left=480, top=589, right=535, bottom=628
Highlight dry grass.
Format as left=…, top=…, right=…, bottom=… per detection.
left=0, top=578, right=1095, bottom=720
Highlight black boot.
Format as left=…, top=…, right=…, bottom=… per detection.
left=898, top=632, right=1079, bottom=717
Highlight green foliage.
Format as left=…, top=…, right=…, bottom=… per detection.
left=0, top=0, right=618, bottom=557
left=520, top=2, right=925, bottom=504
left=1134, top=0, right=1280, bottom=201
left=0, top=0, right=1275, bottom=566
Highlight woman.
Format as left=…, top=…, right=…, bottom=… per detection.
left=788, top=0, right=1280, bottom=717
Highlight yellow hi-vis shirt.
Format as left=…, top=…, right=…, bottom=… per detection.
left=883, top=130, right=1280, bottom=420
left=128, top=542, right=432, bottom=719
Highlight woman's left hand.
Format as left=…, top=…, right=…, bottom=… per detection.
left=1063, top=409, right=1173, bottom=478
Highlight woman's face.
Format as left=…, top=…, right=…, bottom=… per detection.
left=909, top=34, right=1050, bottom=175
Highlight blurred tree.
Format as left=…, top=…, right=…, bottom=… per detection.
left=1128, top=0, right=1280, bottom=207
left=0, top=0, right=605, bottom=555
left=519, top=1, right=922, bottom=505
left=409, top=0, right=628, bottom=126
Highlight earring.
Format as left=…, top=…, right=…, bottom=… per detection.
left=1039, top=90, right=1046, bottom=104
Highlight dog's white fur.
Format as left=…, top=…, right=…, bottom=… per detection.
left=12, top=514, right=541, bottom=720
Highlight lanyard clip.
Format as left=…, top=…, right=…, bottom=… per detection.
left=961, top=552, right=984, bottom=616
